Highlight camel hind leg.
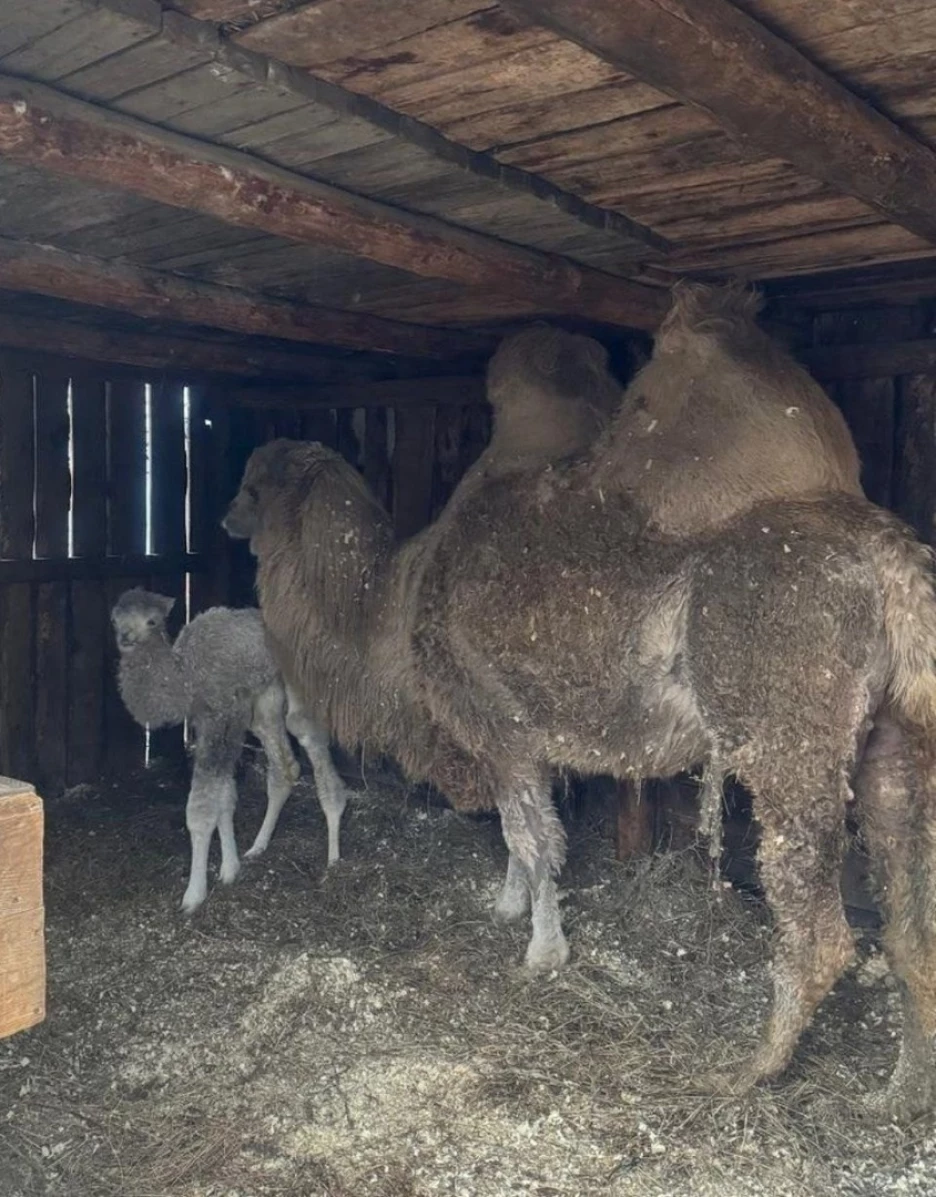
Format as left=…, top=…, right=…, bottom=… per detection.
left=855, top=714, right=936, bottom=1120
left=715, top=756, right=855, bottom=1091
left=244, top=679, right=300, bottom=860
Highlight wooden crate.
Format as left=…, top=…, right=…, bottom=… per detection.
left=0, top=777, right=45, bottom=1039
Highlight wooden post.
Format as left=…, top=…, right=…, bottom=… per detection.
left=615, top=778, right=655, bottom=860
left=0, top=777, right=45, bottom=1039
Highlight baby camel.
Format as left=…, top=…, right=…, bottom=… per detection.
left=111, top=588, right=349, bottom=912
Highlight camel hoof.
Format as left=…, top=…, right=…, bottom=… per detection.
left=243, top=843, right=267, bottom=862
left=862, top=1076, right=936, bottom=1124
left=523, top=937, right=570, bottom=974
left=493, top=893, right=529, bottom=926
left=700, top=1066, right=757, bottom=1098
left=493, top=904, right=527, bottom=927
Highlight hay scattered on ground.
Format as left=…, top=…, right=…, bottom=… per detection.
left=2, top=756, right=935, bottom=1196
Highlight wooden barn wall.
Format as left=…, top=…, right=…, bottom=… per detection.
left=0, top=348, right=490, bottom=795
left=805, top=302, right=936, bottom=545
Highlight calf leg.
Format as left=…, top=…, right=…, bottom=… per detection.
left=245, top=680, right=300, bottom=860
left=286, top=684, right=349, bottom=866
left=181, top=714, right=246, bottom=914
left=496, top=772, right=568, bottom=972
left=855, top=715, right=936, bottom=1120
left=717, top=760, right=854, bottom=1090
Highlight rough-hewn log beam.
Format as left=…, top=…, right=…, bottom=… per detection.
left=0, top=76, right=667, bottom=331
left=0, top=237, right=493, bottom=361
left=0, top=311, right=417, bottom=381
left=507, top=0, right=936, bottom=245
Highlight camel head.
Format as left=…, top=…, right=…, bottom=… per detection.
left=486, top=324, right=621, bottom=443
left=222, top=439, right=314, bottom=540
left=224, top=438, right=388, bottom=545
left=111, top=588, right=175, bottom=652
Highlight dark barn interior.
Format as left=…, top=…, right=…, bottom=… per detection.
left=4, top=2, right=936, bottom=1194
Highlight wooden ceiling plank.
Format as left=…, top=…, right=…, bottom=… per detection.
left=662, top=222, right=934, bottom=278
left=158, top=0, right=669, bottom=256
left=233, top=1, right=494, bottom=70
left=43, top=1, right=667, bottom=264
left=0, top=235, right=495, bottom=359
left=0, top=3, right=157, bottom=79
left=506, top=0, right=936, bottom=245
left=443, top=78, right=671, bottom=153
left=0, top=1, right=90, bottom=58
left=0, top=74, right=667, bottom=329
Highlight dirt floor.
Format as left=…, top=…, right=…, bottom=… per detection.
left=2, top=752, right=936, bottom=1197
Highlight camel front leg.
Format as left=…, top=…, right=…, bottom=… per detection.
left=493, top=851, right=531, bottom=924
left=286, top=684, right=350, bottom=866
left=496, top=774, right=568, bottom=972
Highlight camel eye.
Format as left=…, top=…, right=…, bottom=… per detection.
left=146, top=618, right=157, bottom=627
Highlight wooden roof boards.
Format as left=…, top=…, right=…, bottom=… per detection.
left=0, top=0, right=933, bottom=367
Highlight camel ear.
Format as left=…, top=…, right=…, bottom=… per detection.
left=157, top=594, right=176, bottom=617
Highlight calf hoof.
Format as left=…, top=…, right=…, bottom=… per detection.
left=219, top=859, right=241, bottom=886
left=243, top=842, right=268, bottom=862
left=523, top=936, right=571, bottom=974
left=180, top=887, right=206, bottom=916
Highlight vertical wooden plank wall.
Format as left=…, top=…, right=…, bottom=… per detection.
left=811, top=304, right=936, bottom=546
left=0, top=355, right=219, bottom=792
left=103, top=378, right=148, bottom=774
left=0, top=356, right=36, bottom=784
left=32, top=365, right=71, bottom=795
left=147, top=381, right=187, bottom=763
left=67, top=370, right=108, bottom=784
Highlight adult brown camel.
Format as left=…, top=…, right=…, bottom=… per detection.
left=225, top=432, right=936, bottom=1120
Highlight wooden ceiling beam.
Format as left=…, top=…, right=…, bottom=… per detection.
left=0, top=75, right=667, bottom=331
left=0, top=236, right=493, bottom=361
left=0, top=310, right=405, bottom=381
left=506, top=0, right=936, bottom=245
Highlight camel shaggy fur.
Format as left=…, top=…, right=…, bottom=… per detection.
left=597, top=281, right=862, bottom=534
left=225, top=439, right=936, bottom=1119
left=111, top=589, right=349, bottom=912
